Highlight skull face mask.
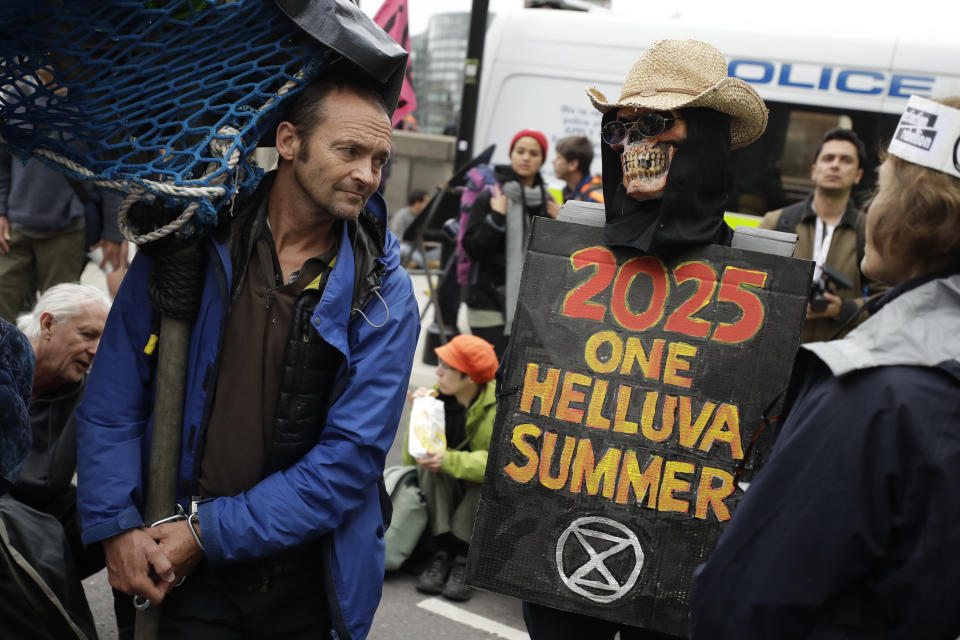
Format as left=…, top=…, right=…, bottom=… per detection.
left=605, top=107, right=688, bottom=200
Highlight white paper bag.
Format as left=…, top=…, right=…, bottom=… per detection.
left=407, top=395, right=446, bottom=458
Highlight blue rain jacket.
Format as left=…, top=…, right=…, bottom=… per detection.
left=76, top=189, right=420, bottom=640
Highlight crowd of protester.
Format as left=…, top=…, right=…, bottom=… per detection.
left=1, top=38, right=958, bottom=640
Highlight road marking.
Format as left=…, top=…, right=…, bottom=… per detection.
left=417, top=597, right=529, bottom=640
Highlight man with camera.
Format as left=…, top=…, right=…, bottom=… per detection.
left=759, top=127, right=882, bottom=342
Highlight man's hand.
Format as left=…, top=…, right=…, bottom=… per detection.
left=416, top=450, right=445, bottom=472
left=806, top=291, right=843, bottom=319
left=0, top=216, right=10, bottom=254
left=145, top=520, right=204, bottom=581
left=91, top=239, right=128, bottom=271
left=102, top=528, right=176, bottom=604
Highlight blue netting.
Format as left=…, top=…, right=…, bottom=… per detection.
left=0, top=0, right=331, bottom=239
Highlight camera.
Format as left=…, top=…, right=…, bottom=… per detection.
left=809, top=264, right=854, bottom=312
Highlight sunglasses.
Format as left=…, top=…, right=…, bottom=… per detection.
left=601, top=111, right=676, bottom=145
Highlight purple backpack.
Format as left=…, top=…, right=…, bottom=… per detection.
left=455, top=164, right=497, bottom=285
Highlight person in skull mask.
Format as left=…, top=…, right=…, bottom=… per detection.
left=520, top=39, right=769, bottom=640
left=585, top=38, right=768, bottom=257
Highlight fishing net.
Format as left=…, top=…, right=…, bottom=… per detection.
left=0, top=0, right=331, bottom=243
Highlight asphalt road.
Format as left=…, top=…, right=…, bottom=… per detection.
left=81, top=271, right=532, bottom=639
left=86, top=574, right=527, bottom=640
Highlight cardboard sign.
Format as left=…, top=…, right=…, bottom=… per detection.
left=467, top=218, right=812, bottom=636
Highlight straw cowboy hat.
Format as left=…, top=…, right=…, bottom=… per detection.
left=586, top=39, right=768, bottom=149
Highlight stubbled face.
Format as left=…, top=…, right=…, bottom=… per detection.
left=611, top=107, right=687, bottom=200
left=289, top=88, right=392, bottom=222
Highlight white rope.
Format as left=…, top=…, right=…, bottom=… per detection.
left=258, top=73, right=302, bottom=114
left=29, top=136, right=232, bottom=245
left=8, top=68, right=309, bottom=244
left=117, top=129, right=241, bottom=244
left=32, top=147, right=227, bottom=198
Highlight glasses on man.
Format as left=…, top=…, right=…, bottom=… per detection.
left=601, top=111, right=676, bottom=146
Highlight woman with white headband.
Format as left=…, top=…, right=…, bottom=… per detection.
left=689, top=96, right=960, bottom=639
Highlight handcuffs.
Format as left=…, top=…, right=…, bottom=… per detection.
left=132, top=503, right=204, bottom=611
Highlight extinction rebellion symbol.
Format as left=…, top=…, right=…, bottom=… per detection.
left=555, top=516, right=644, bottom=604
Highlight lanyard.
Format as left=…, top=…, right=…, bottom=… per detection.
left=812, top=216, right=835, bottom=282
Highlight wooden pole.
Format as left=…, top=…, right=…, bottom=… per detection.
left=133, top=315, right=191, bottom=639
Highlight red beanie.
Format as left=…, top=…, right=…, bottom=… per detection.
left=510, top=129, right=548, bottom=157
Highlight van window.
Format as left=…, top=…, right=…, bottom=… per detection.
left=729, top=102, right=897, bottom=217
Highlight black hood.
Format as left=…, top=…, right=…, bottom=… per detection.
left=601, top=107, right=734, bottom=256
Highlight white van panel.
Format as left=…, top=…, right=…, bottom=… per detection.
left=475, top=9, right=960, bottom=174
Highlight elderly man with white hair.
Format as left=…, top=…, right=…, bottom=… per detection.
left=11, top=282, right=109, bottom=578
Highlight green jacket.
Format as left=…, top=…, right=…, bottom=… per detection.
left=402, top=380, right=497, bottom=483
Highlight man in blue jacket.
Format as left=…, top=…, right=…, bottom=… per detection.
left=75, top=68, right=420, bottom=639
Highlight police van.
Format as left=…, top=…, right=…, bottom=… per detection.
left=472, top=8, right=960, bottom=221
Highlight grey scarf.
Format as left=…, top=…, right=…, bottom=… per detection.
left=502, top=180, right=544, bottom=334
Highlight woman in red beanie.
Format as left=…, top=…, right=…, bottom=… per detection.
left=461, top=129, right=557, bottom=357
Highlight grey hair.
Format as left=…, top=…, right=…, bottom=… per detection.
left=17, top=283, right=111, bottom=340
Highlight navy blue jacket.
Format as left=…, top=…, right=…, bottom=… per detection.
left=690, top=274, right=960, bottom=639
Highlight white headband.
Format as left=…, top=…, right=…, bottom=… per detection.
left=888, top=95, right=960, bottom=180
